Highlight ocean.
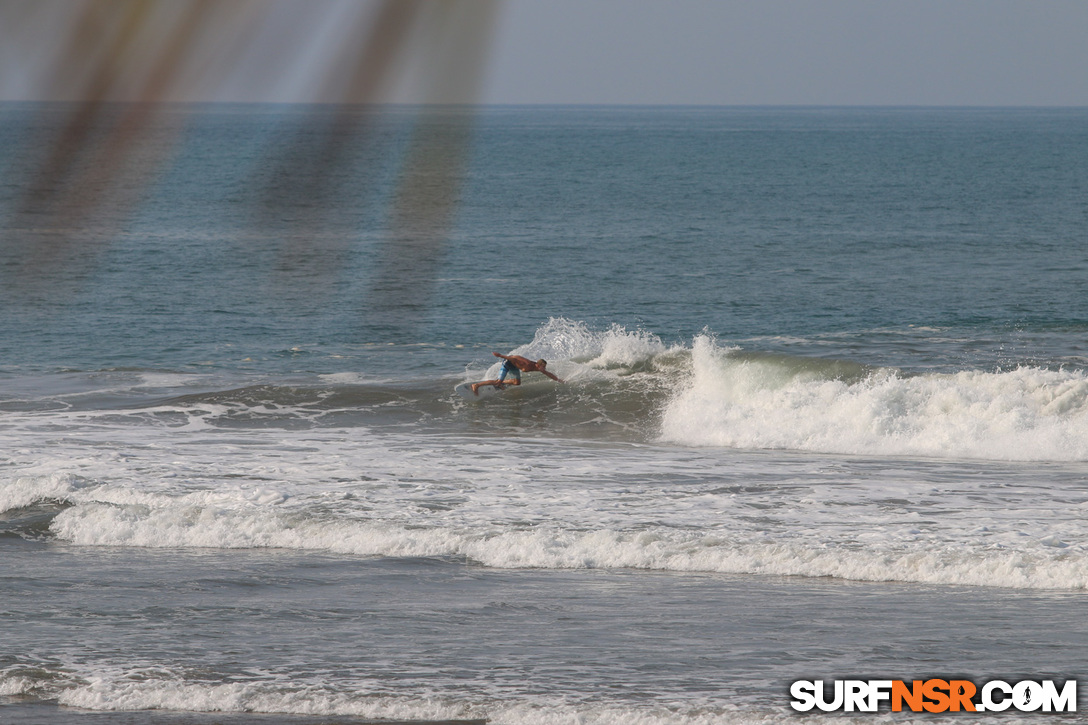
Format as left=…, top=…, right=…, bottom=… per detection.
left=1, top=104, right=1087, bottom=724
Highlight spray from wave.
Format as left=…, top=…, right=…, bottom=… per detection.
left=475, top=319, right=1088, bottom=461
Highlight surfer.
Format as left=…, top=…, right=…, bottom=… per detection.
left=471, top=352, right=563, bottom=395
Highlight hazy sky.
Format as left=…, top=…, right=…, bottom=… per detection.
left=485, top=0, right=1088, bottom=106
left=2, top=0, right=1087, bottom=106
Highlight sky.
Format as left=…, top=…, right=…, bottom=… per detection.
left=1, top=0, right=1087, bottom=107
left=485, top=0, right=1088, bottom=106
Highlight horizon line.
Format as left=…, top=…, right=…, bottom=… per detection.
left=2, top=100, right=1086, bottom=111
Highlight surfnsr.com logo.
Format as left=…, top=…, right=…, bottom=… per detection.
left=790, top=679, right=1077, bottom=713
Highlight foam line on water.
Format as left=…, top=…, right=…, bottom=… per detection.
left=43, top=501, right=1088, bottom=590
left=1, top=664, right=955, bottom=724
left=5, top=423, right=1087, bottom=590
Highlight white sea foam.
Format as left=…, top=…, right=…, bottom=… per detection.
left=0, top=473, right=85, bottom=513
left=37, top=668, right=1003, bottom=724
left=0, top=675, right=34, bottom=697
left=57, top=675, right=476, bottom=720
left=4, top=662, right=859, bottom=725
left=660, top=335, right=1088, bottom=461
left=49, top=515, right=1088, bottom=590
left=3, top=413, right=1086, bottom=590
left=58, top=678, right=664, bottom=723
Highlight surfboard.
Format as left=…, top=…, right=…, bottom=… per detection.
left=454, top=381, right=509, bottom=400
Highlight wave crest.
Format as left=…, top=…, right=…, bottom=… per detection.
left=660, top=335, right=1088, bottom=461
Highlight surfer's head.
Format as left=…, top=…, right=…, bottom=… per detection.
left=536, top=359, right=547, bottom=369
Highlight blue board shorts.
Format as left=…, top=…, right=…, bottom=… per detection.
left=498, top=359, right=521, bottom=383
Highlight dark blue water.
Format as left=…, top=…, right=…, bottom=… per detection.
left=3, top=105, right=1087, bottom=374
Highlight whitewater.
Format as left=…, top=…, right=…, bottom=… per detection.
left=4, top=319, right=1087, bottom=595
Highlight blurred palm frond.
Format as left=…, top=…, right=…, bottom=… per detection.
left=0, top=0, right=500, bottom=324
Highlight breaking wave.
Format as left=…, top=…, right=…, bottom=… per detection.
left=0, top=663, right=1016, bottom=724
left=4, top=472, right=1086, bottom=590
left=466, top=319, right=1088, bottom=461
left=659, top=334, right=1088, bottom=461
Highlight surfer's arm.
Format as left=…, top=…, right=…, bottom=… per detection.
left=541, top=370, right=563, bottom=383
